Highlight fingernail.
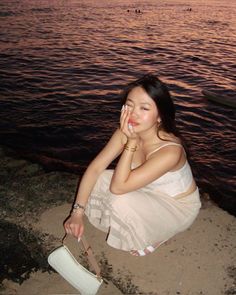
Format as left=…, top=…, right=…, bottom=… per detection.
left=77, top=237, right=81, bottom=242
left=121, top=105, right=124, bottom=111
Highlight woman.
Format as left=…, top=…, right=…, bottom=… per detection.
left=64, top=74, right=201, bottom=256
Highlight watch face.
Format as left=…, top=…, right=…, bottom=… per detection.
left=74, top=203, right=85, bottom=210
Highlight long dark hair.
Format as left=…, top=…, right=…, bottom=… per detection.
left=121, top=74, right=182, bottom=141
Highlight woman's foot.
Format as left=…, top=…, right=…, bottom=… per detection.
left=130, top=242, right=161, bottom=256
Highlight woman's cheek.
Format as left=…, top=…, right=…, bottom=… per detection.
left=142, top=113, right=156, bottom=124
left=142, top=113, right=150, bottom=121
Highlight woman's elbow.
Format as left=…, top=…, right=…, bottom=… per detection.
left=109, top=183, right=123, bottom=195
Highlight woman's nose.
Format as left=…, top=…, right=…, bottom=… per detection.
left=130, top=107, right=139, bottom=117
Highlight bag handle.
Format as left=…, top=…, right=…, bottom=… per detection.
left=62, top=234, right=102, bottom=280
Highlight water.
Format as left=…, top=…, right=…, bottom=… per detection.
left=0, top=0, right=235, bottom=215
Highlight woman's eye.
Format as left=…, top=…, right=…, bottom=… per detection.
left=141, top=107, right=149, bottom=111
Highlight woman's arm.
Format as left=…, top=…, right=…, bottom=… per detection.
left=110, top=105, right=182, bottom=194
left=64, top=128, right=126, bottom=238
left=110, top=145, right=182, bottom=194
left=74, top=128, right=126, bottom=207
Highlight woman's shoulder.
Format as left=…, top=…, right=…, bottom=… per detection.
left=146, top=138, right=183, bottom=160
left=159, top=131, right=182, bottom=144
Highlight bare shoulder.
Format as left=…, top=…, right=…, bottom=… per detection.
left=147, top=143, right=183, bottom=167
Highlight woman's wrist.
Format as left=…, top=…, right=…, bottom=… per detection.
left=124, top=138, right=138, bottom=151
left=126, top=138, right=138, bottom=147
left=73, top=202, right=86, bottom=211
left=124, top=143, right=137, bottom=152
left=72, top=202, right=86, bottom=215
left=127, top=137, right=138, bottom=144
left=71, top=207, right=85, bottom=217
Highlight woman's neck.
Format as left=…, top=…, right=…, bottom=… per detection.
left=138, top=128, right=160, bottom=148
left=138, top=129, right=179, bottom=149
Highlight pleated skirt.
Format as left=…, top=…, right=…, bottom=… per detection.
left=85, top=169, right=201, bottom=251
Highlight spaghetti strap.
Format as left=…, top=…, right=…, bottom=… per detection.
left=146, top=142, right=182, bottom=159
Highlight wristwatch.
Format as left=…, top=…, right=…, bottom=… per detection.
left=73, top=203, right=86, bottom=211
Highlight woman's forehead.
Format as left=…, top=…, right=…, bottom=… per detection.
left=127, top=86, right=154, bottom=104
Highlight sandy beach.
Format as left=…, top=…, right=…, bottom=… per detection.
left=1, top=146, right=235, bottom=295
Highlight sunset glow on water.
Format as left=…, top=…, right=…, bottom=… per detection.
left=0, top=0, right=235, bottom=214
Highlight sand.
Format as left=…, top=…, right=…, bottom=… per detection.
left=2, top=200, right=236, bottom=295
left=0, top=146, right=235, bottom=295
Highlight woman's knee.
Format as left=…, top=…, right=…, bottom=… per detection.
left=109, top=194, right=133, bottom=213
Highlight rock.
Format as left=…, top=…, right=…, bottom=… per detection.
left=16, top=163, right=43, bottom=177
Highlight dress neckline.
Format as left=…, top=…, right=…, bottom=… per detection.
left=146, top=142, right=182, bottom=159
left=131, top=141, right=183, bottom=169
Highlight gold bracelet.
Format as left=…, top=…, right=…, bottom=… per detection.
left=124, top=144, right=137, bottom=152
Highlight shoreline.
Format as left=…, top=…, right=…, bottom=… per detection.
left=0, top=145, right=235, bottom=294
left=2, top=142, right=236, bottom=218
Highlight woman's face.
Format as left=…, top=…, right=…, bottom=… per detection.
left=125, top=86, right=159, bottom=133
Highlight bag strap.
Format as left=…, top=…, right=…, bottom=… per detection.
left=80, top=236, right=102, bottom=279
left=62, top=234, right=102, bottom=279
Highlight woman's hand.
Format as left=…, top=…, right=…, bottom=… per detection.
left=120, top=105, right=138, bottom=140
left=64, top=211, right=84, bottom=239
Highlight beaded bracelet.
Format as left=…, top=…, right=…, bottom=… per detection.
left=124, top=144, right=137, bottom=152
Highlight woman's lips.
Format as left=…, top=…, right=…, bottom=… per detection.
left=128, top=120, right=139, bottom=126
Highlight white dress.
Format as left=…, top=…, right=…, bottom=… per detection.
left=85, top=143, right=201, bottom=251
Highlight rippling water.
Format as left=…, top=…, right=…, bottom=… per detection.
left=0, top=0, right=235, bottom=215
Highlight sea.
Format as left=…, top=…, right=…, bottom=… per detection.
left=0, top=0, right=235, bottom=215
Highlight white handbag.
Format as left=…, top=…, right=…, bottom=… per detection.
left=48, top=235, right=103, bottom=295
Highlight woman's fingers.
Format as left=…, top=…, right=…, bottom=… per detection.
left=70, top=223, right=80, bottom=238
left=120, top=105, right=127, bottom=127
left=78, top=224, right=84, bottom=238
left=64, top=220, right=70, bottom=233
left=123, top=107, right=130, bottom=128
left=128, top=123, right=134, bottom=133
left=64, top=216, right=84, bottom=239
left=120, top=105, right=131, bottom=135
left=65, top=221, right=73, bottom=235
left=65, top=224, right=73, bottom=236
left=120, top=105, right=137, bottom=139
